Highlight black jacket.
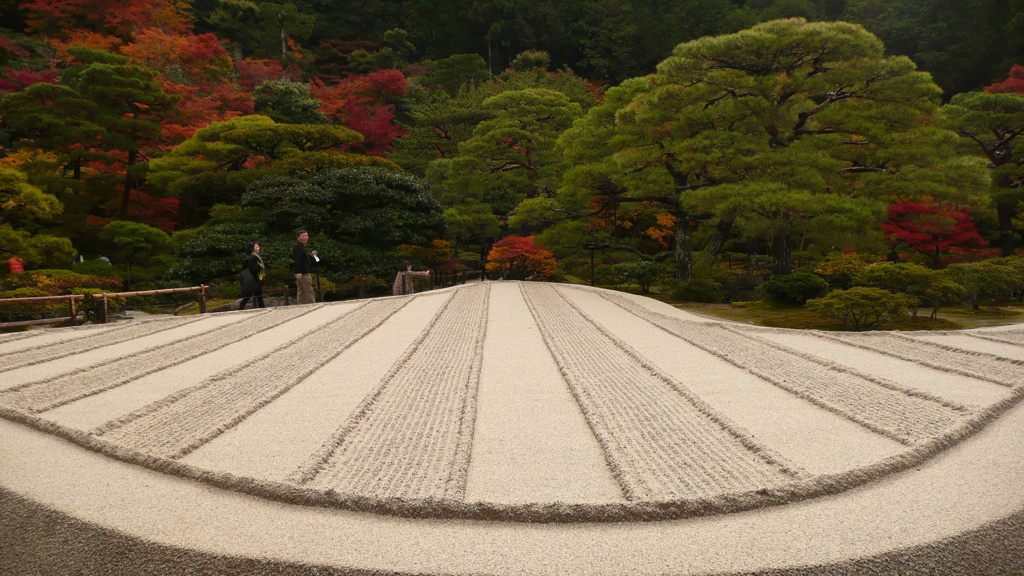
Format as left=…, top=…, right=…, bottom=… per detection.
left=244, top=254, right=265, bottom=281
left=293, top=242, right=313, bottom=274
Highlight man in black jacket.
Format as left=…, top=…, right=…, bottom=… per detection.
left=293, top=229, right=318, bottom=304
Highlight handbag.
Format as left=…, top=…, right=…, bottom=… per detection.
left=240, top=267, right=257, bottom=296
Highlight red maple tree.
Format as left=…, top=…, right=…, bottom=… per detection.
left=0, top=68, right=59, bottom=93
left=882, top=202, right=987, bottom=267
left=986, top=64, right=1024, bottom=94
left=311, top=69, right=408, bottom=155
left=485, top=236, right=557, bottom=280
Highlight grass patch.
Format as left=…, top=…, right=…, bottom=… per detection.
left=657, top=296, right=1021, bottom=331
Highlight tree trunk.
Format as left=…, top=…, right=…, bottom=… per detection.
left=279, top=14, right=287, bottom=59
left=674, top=214, right=693, bottom=280
left=119, top=149, right=138, bottom=220
left=997, top=199, right=1017, bottom=257
left=770, top=229, right=792, bottom=276
left=694, top=218, right=734, bottom=268
left=746, top=238, right=759, bottom=269
left=930, top=245, right=943, bottom=269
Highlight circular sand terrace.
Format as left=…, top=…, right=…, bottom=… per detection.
left=1, top=281, right=1023, bottom=575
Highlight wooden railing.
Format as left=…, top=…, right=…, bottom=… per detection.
left=0, top=285, right=208, bottom=330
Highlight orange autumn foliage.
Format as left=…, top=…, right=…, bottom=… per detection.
left=485, top=236, right=556, bottom=280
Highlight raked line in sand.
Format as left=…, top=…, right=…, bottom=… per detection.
left=1, top=281, right=1023, bottom=575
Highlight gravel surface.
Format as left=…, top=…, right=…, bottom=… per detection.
left=1, top=282, right=1022, bottom=575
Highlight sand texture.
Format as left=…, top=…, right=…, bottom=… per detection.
left=1, top=281, right=1023, bottom=575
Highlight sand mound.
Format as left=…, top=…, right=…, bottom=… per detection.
left=2, top=281, right=1023, bottom=575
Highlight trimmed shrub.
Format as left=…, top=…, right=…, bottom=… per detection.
left=0, top=287, right=60, bottom=322
left=806, top=287, right=910, bottom=331
left=623, top=260, right=666, bottom=294
left=5, top=269, right=121, bottom=296
left=762, top=272, right=829, bottom=304
left=71, top=288, right=126, bottom=322
left=671, top=278, right=725, bottom=303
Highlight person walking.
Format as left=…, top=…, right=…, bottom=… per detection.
left=392, top=260, right=430, bottom=296
left=239, top=242, right=267, bottom=310
left=293, top=229, right=318, bottom=304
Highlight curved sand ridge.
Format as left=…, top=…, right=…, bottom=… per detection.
left=1, top=281, right=1023, bottom=575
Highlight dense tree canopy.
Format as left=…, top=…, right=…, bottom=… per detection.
left=0, top=0, right=1020, bottom=298
left=943, top=89, right=1024, bottom=255
left=548, top=19, right=988, bottom=279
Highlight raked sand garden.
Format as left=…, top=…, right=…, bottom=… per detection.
left=1, top=281, right=1023, bottom=575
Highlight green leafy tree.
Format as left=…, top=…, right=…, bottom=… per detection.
left=0, top=82, right=104, bottom=183
left=170, top=167, right=446, bottom=282
left=200, top=0, right=262, bottom=62
left=253, top=79, right=328, bottom=124
left=415, top=53, right=491, bottom=96
left=443, top=200, right=502, bottom=246
left=442, top=88, right=583, bottom=220
left=0, top=167, right=62, bottom=231
left=0, top=224, right=76, bottom=270
left=393, top=61, right=599, bottom=177
left=545, top=77, right=687, bottom=274
left=943, top=90, right=1024, bottom=256
left=612, top=19, right=986, bottom=277
left=146, top=115, right=380, bottom=225
left=842, top=0, right=1004, bottom=95
left=98, top=220, right=174, bottom=290
left=60, top=47, right=181, bottom=220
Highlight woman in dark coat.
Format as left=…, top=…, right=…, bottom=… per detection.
left=239, top=242, right=267, bottom=309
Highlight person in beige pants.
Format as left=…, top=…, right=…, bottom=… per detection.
left=292, top=229, right=318, bottom=304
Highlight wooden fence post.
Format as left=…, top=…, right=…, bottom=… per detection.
left=358, top=275, right=366, bottom=299
left=283, top=286, right=290, bottom=306
left=99, top=295, right=108, bottom=324
left=198, top=285, right=207, bottom=314
left=68, top=295, right=77, bottom=326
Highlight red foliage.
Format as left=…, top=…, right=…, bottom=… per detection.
left=234, top=58, right=296, bottom=91
left=135, top=191, right=181, bottom=232
left=24, top=0, right=191, bottom=42
left=311, top=70, right=409, bottom=155
left=0, top=67, right=59, bottom=93
left=123, top=29, right=233, bottom=87
left=985, top=64, right=1024, bottom=94
left=485, top=236, right=557, bottom=280
left=337, top=98, right=407, bottom=155
left=0, top=37, right=31, bottom=61
left=882, top=202, right=987, bottom=265
left=159, top=81, right=254, bottom=144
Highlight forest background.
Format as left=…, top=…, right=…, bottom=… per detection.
left=1, top=0, right=1024, bottom=325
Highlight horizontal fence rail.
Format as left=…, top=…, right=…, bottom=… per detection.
left=0, top=285, right=208, bottom=330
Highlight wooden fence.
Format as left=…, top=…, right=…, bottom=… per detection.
left=1, top=270, right=486, bottom=331
left=0, top=285, right=208, bottom=330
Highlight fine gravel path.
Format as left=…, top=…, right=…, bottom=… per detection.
left=1, top=281, right=1023, bottom=575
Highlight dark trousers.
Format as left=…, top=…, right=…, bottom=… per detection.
left=239, top=284, right=265, bottom=309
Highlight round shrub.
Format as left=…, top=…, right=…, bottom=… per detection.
left=762, top=272, right=829, bottom=304
left=671, top=278, right=725, bottom=303
left=806, top=287, right=910, bottom=331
